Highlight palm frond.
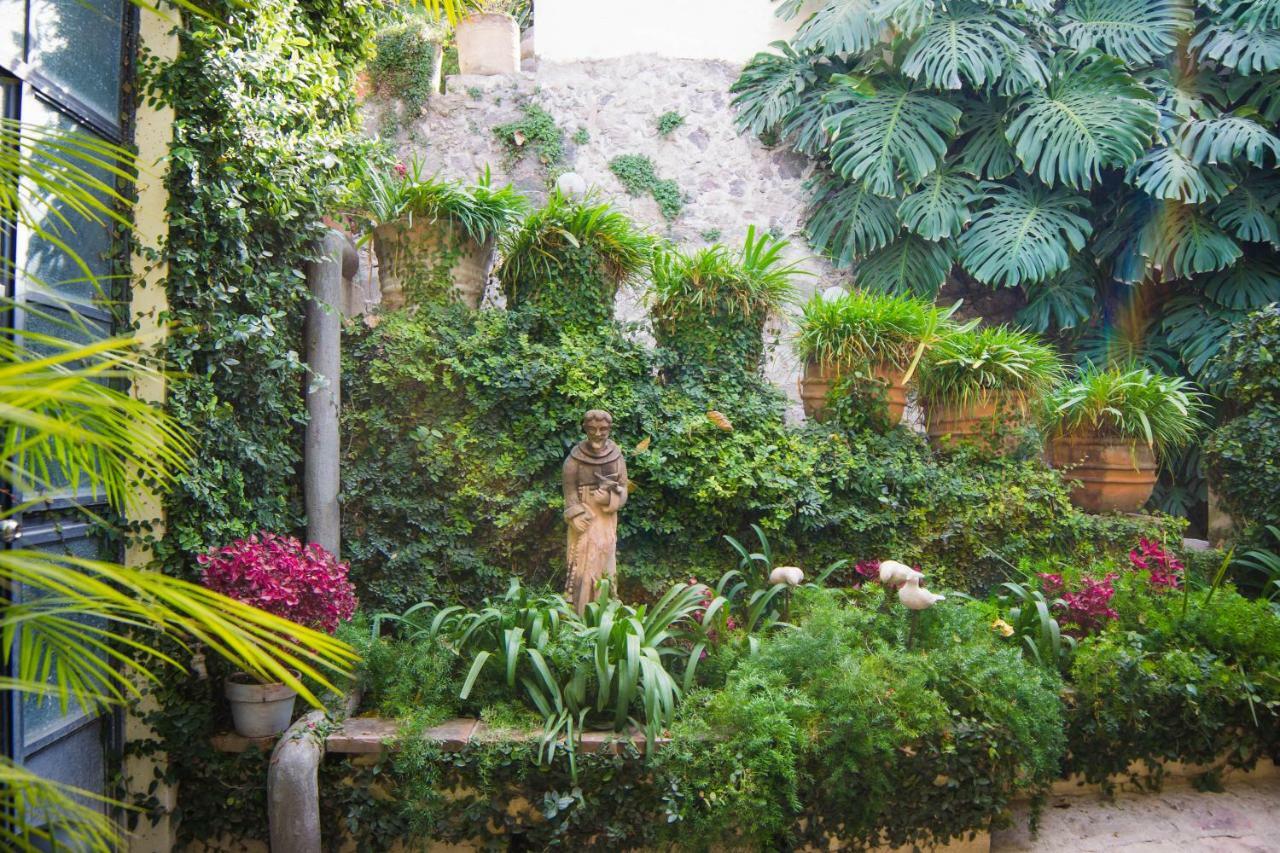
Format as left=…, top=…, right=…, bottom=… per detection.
left=0, top=758, right=118, bottom=853
left=1005, top=52, right=1159, bottom=189
left=958, top=180, right=1093, bottom=287
left=1060, top=0, right=1193, bottom=67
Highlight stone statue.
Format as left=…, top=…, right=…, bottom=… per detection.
left=563, top=410, right=628, bottom=614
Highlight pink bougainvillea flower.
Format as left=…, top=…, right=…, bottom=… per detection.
left=199, top=532, right=357, bottom=634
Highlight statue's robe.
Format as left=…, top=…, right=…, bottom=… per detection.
left=562, top=439, right=628, bottom=613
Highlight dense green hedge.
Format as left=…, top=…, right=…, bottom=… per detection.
left=342, top=303, right=1178, bottom=612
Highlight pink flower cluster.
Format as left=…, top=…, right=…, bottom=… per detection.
left=1037, top=572, right=1119, bottom=635
left=1128, top=538, right=1183, bottom=590
left=198, top=532, right=357, bottom=634
left=853, top=559, right=881, bottom=586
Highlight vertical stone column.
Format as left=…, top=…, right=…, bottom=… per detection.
left=304, top=230, right=356, bottom=556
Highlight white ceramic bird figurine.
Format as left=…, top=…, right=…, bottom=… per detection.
left=878, top=560, right=920, bottom=589
left=898, top=574, right=946, bottom=610
left=769, top=565, right=805, bottom=587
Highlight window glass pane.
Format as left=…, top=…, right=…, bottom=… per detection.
left=18, top=95, right=119, bottom=309
left=0, top=0, right=24, bottom=69
left=19, top=534, right=109, bottom=750
left=28, top=0, right=124, bottom=125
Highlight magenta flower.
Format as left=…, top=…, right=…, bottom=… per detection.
left=199, top=532, right=357, bottom=634
left=853, top=559, right=881, bottom=586
left=1129, top=538, right=1183, bottom=590
left=393, top=161, right=407, bottom=178
left=1058, top=574, right=1119, bottom=635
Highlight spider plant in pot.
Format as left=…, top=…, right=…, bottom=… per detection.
left=917, top=325, right=1064, bottom=449
left=350, top=157, right=526, bottom=310
left=649, top=226, right=805, bottom=377
left=794, top=289, right=956, bottom=424
left=199, top=533, right=357, bottom=737
left=1042, top=365, right=1204, bottom=513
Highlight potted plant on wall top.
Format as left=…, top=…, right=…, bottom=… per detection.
left=794, top=290, right=955, bottom=424
left=918, top=325, right=1064, bottom=448
left=199, top=533, right=358, bottom=738
left=1042, top=365, right=1204, bottom=513
left=455, top=0, right=525, bottom=76
left=351, top=158, right=526, bottom=311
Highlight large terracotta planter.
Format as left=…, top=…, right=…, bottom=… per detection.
left=798, top=360, right=907, bottom=425
left=1048, top=432, right=1157, bottom=513
left=926, top=399, right=1024, bottom=448
left=373, top=218, right=495, bottom=310
left=455, top=13, right=520, bottom=75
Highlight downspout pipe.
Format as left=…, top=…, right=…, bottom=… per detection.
left=304, top=229, right=357, bottom=557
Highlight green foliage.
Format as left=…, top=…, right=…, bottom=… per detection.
left=347, top=156, right=527, bottom=238
left=368, top=21, right=442, bottom=117
left=730, top=0, right=1280, bottom=445
left=497, top=191, right=653, bottom=333
left=1066, top=578, right=1280, bottom=789
left=493, top=102, right=565, bottom=172
left=571, top=126, right=590, bottom=145
left=919, top=325, right=1065, bottom=410
left=1043, top=364, right=1205, bottom=456
left=649, top=226, right=803, bottom=373
left=1205, top=304, right=1280, bottom=529
left=608, top=154, right=683, bottom=221
left=655, top=110, right=685, bottom=136
left=794, top=288, right=953, bottom=371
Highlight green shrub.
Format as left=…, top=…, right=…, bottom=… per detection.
left=1206, top=304, right=1280, bottom=530
left=493, top=103, right=564, bottom=170
left=656, top=110, right=685, bottom=137
left=794, top=289, right=953, bottom=371
left=368, top=22, right=442, bottom=116
left=918, top=325, right=1064, bottom=411
left=608, top=154, right=683, bottom=221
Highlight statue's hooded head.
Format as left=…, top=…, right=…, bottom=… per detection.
left=582, top=409, right=613, bottom=453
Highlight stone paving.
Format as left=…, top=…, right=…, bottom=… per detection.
left=993, top=777, right=1280, bottom=852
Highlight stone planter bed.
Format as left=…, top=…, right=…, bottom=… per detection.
left=208, top=713, right=1279, bottom=853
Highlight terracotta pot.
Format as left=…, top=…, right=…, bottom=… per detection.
left=225, top=671, right=299, bottom=738
left=1048, top=432, right=1157, bottom=513
left=455, top=13, right=520, bottom=76
left=798, top=360, right=907, bottom=425
left=926, top=399, right=1023, bottom=448
left=372, top=218, right=495, bottom=310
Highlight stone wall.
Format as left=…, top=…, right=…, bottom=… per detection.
left=362, top=55, right=843, bottom=410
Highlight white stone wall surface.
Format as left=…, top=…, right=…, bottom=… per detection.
left=364, top=55, right=846, bottom=411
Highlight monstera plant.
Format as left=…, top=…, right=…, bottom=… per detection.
left=731, top=0, right=1279, bottom=508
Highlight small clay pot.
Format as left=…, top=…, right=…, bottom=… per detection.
left=798, top=360, right=908, bottom=425
left=926, top=399, right=1023, bottom=449
left=1048, top=432, right=1157, bottom=513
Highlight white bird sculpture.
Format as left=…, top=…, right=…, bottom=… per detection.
left=878, top=560, right=920, bottom=589
left=769, top=565, right=805, bottom=587
left=898, top=574, right=946, bottom=611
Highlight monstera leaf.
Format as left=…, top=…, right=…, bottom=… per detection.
left=1208, top=177, right=1280, bottom=245
left=998, top=40, right=1052, bottom=96
left=1200, top=254, right=1280, bottom=308
left=731, top=42, right=821, bottom=137
left=794, top=0, right=885, bottom=54
left=1220, top=0, right=1280, bottom=32
left=1228, top=72, right=1280, bottom=122
left=871, top=0, right=937, bottom=37
left=897, top=168, right=979, bottom=239
left=956, top=98, right=1019, bottom=179
left=958, top=180, right=1093, bottom=287
left=1145, top=203, right=1244, bottom=280
left=852, top=233, right=955, bottom=296
left=1128, top=145, right=1232, bottom=204
left=1189, top=24, right=1280, bottom=74
left=824, top=80, right=962, bottom=195
left=1060, top=0, right=1193, bottom=67
left=781, top=82, right=845, bottom=156
left=1160, top=293, right=1245, bottom=375
left=900, top=4, right=1021, bottom=89
left=805, top=172, right=901, bottom=265
left=1177, top=115, right=1280, bottom=168
left=1005, top=52, right=1159, bottom=189
left=1017, top=257, right=1098, bottom=332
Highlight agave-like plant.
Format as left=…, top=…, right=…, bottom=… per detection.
left=1042, top=364, right=1206, bottom=456
left=918, top=325, right=1065, bottom=410
left=731, top=0, right=1280, bottom=386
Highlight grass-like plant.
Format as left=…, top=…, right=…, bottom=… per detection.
left=918, top=325, right=1064, bottom=411
left=351, top=157, right=527, bottom=243
left=1042, top=364, right=1205, bottom=456
left=794, top=289, right=955, bottom=376
left=650, top=226, right=803, bottom=325
left=498, top=190, right=653, bottom=308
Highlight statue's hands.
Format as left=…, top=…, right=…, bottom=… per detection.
left=571, top=514, right=591, bottom=533
left=590, top=487, right=610, bottom=503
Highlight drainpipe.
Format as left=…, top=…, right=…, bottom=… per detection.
left=304, top=229, right=357, bottom=557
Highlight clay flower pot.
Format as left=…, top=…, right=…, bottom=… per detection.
left=926, top=399, right=1026, bottom=448
left=455, top=13, right=520, bottom=76
left=799, top=361, right=908, bottom=425
left=1048, top=431, right=1157, bottom=513
left=373, top=218, right=495, bottom=311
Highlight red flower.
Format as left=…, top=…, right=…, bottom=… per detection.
left=199, top=532, right=357, bottom=634
left=1128, top=538, right=1183, bottom=590
left=853, top=559, right=881, bottom=586
left=393, top=161, right=407, bottom=178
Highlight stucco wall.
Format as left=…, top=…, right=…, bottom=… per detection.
left=533, top=0, right=817, bottom=62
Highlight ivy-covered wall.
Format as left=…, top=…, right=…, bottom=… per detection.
left=128, top=0, right=374, bottom=842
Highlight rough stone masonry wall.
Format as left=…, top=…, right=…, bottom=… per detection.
left=362, top=55, right=843, bottom=410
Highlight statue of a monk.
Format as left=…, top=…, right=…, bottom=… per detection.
left=563, top=409, right=628, bottom=614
